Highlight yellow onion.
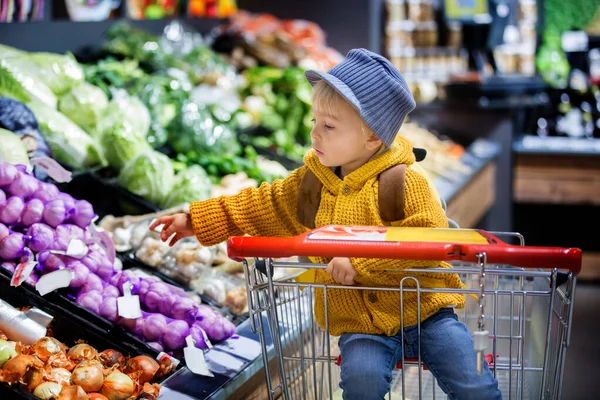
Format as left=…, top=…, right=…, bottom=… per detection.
left=100, top=371, right=134, bottom=400
left=98, top=349, right=125, bottom=368
left=70, top=360, right=104, bottom=392
left=33, top=381, right=62, bottom=399
left=32, top=338, right=68, bottom=362
left=45, top=367, right=71, bottom=386
left=0, top=355, right=45, bottom=391
left=67, top=343, right=97, bottom=364
left=124, top=356, right=159, bottom=384
left=57, top=385, right=87, bottom=400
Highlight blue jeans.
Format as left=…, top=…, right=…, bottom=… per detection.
left=338, top=308, right=502, bottom=400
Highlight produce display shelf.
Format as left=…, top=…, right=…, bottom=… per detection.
left=0, top=272, right=174, bottom=399
left=513, top=135, right=600, bottom=157
left=435, top=139, right=501, bottom=204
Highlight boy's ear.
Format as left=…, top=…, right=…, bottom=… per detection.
left=365, top=133, right=383, bottom=150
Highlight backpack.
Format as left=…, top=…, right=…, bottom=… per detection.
left=297, top=148, right=459, bottom=230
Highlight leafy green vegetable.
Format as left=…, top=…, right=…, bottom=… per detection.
left=545, top=0, right=599, bottom=33
left=169, top=100, right=241, bottom=157
left=58, top=82, right=109, bottom=136
left=24, top=52, right=84, bottom=96
left=162, top=165, right=213, bottom=208
left=0, top=128, right=29, bottom=164
left=98, top=92, right=151, bottom=142
left=27, top=100, right=106, bottom=169
left=0, top=44, right=25, bottom=59
left=100, top=124, right=151, bottom=170
left=240, top=66, right=313, bottom=162
left=84, top=57, right=146, bottom=98
left=0, top=59, right=57, bottom=108
left=117, top=150, right=175, bottom=206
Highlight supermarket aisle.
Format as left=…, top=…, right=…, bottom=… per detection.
left=561, top=282, right=600, bottom=400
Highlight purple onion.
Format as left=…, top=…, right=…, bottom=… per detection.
left=26, top=223, right=55, bottom=253
left=171, top=296, right=198, bottom=324
left=68, top=261, right=90, bottom=288
left=32, top=182, right=60, bottom=203
left=142, top=314, right=168, bottom=341
left=69, top=200, right=96, bottom=228
left=43, top=199, right=66, bottom=228
left=0, top=189, right=5, bottom=204
left=99, top=297, right=119, bottom=322
left=162, top=320, right=190, bottom=351
left=102, top=284, right=120, bottom=298
left=157, top=295, right=177, bottom=317
left=7, top=172, right=38, bottom=200
left=143, top=290, right=162, bottom=312
left=21, top=198, right=44, bottom=227
left=37, top=251, right=65, bottom=273
left=76, top=290, right=102, bottom=314
left=95, top=256, right=115, bottom=281
left=203, top=316, right=236, bottom=342
left=190, top=325, right=208, bottom=349
left=0, top=163, right=18, bottom=187
left=0, top=232, right=26, bottom=259
left=81, top=273, right=103, bottom=293
left=0, top=196, right=24, bottom=225
left=58, top=193, right=75, bottom=213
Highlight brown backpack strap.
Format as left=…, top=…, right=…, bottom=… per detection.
left=378, top=164, right=407, bottom=222
left=297, top=169, right=323, bottom=229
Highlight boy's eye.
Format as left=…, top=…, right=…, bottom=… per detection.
left=325, top=124, right=334, bottom=130
left=311, top=118, right=316, bottom=124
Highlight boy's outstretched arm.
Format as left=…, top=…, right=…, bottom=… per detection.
left=188, top=166, right=308, bottom=247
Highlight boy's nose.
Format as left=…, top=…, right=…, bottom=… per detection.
left=310, top=129, right=321, bottom=141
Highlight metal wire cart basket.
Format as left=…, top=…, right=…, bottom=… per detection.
left=228, top=225, right=581, bottom=400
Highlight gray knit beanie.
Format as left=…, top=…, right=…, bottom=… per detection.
left=305, top=48, right=416, bottom=148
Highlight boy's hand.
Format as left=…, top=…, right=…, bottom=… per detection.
left=148, top=213, right=195, bottom=246
left=325, top=257, right=357, bottom=285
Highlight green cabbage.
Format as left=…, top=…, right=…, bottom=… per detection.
left=58, top=82, right=109, bottom=136
left=117, top=150, right=174, bottom=206
left=0, top=128, right=29, bottom=164
left=19, top=52, right=84, bottom=96
left=100, top=124, right=151, bottom=170
left=98, top=92, right=151, bottom=141
left=0, top=59, right=57, bottom=108
left=27, top=100, right=106, bottom=169
left=162, top=165, right=213, bottom=208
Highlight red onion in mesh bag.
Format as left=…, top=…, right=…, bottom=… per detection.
left=37, top=251, right=65, bottom=273
left=162, top=320, right=190, bottom=351
left=67, top=261, right=90, bottom=288
left=99, top=297, right=119, bottom=322
left=7, top=171, right=39, bottom=200
left=0, top=196, right=24, bottom=225
left=32, top=182, right=60, bottom=203
left=21, top=198, right=44, bottom=227
left=69, top=200, right=96, bottom=228
left=0, top=163, right=18, bottom=186
left=76, top=290, right=102, bottom=314
left=26, top=223, right=55, bottom=253
left=142, top=314, right=168, bottom=341
left=0, top=232, right=26, bottom=259
left=43, top=199, right=66, bottom=228
left=0, top=222, right=10, bottom=241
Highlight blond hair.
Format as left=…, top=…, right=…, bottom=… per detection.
left=312, top=80, right=374, bottom=137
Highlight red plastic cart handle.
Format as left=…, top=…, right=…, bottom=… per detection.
left=227, top=225, right=582, bottom=274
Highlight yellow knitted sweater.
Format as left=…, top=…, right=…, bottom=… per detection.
left=189, top=136, right=466, bottom=336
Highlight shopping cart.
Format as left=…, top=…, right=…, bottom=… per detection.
left=229, top=225, right=581, bottom=400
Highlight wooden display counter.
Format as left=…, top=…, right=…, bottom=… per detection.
left=513, top=141, right=600, bottom=280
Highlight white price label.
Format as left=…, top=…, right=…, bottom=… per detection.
left=184, top=336, right=214, bottom=377
left=36, top=269, right=74, bottom=296
left=117, top=283, right=142, bottom=319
